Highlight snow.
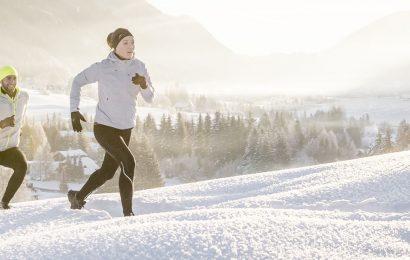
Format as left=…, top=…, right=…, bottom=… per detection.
left=56, top=149, right=87, bottom=158
left=1, top=151, right=409, bottom=259
left=303, top=96, right=410, bottom=125
left=25, top=89, right=97, bottom=120
left=80, top=156, right=99, bottom=176
left=29, top=180, right=83, bottom=192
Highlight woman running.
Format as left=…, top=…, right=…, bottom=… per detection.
left=68, top=28, right=155, bottom=216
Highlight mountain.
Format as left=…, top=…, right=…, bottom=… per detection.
left=1, top=1, right=410, bottom=95
left=319, top=11, right=410, bottom=94
left=0, top=151, right=409, bottom=258
left=251, top=11, right=410, bottom=95
left=0, top=0, right=238, bottom=87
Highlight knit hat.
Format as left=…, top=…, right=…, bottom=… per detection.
left=0, top=66, right=18, bottom=82
left=107, top=28, right=133, bottom=49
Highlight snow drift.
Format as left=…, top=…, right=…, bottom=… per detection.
left=0, top=151, right=409, bottom=259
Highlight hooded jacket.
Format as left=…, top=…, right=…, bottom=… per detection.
left=0, top=87, right=29, bottom=152
left=70, top=52, right=155, bottom=130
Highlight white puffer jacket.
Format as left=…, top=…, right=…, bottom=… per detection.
left=70, top=52, right=155, bottom=130
left=0, top=87, right=29, bottom=152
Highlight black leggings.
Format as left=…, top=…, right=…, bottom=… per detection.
left=0, top=147, right=28, bottom=204
left=77, top=123, right=135, bottom=215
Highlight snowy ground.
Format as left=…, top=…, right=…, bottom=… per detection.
left=0, top=151, right=409, bottom=259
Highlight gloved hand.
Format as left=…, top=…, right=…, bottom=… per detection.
left=132, top=73, right=147, bottom=89
left=0, top=115, right=15, bottom=129
left=71, top=111, right=86, bottom=132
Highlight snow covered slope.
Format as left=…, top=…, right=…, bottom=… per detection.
left=0, top=151, right=409, bottom=259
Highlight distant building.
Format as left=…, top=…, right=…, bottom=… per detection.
left=54, top=149, right=87, bottom=161
left=54, top=149, right=99, bottom=179
left=27, top=149, right=100, bottom=193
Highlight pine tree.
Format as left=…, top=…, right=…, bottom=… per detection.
left=175, top=112, right=189, bottom=156
left=274, top=132, right=290, bottom=166
left=78, top=133, right=90, bottom=154
left=256, top=130, right=275, bottom=172
left=346, top=118, right=363, bottom=148
left=203, top=113, right=212, bottom=157
left=338, top=130, right=357, bottom=159
left=194, top=114, right=206, bottom=158
left=133, top=133, right=164, bottom=190
left=370, top=129, right=383, bottom=155
left=157, top=114, right=173, bottom=158
left=43, top=124, right=60, bottom=152
left=246, top=111, right=256, bottom=130
left=135, top=115, right=143, bottom=133
left=382, top=125, right=394, bottom=153
left=143, top=114, right=157, bottom=137
left=306, top=129, right=339, bottom=163
left=241, top=128, right=260, bottom=173
left=396, top=119, right=409, bottom=150
left=288, top=119, right=305, bottom=157
left=258, top=112, right=271, bottom=130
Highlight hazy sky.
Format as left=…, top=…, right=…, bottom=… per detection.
left=149, top=0, right=410, bottom=56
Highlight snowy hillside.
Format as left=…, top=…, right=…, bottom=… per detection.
left=0, top=151, right=409, bottom=259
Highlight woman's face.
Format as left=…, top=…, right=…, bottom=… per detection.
left=115, top=36, right=135, bottom=60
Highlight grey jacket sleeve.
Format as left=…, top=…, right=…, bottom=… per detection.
left=70, top=62, right=100, bottom=112
left=139, top=63, right=155, bottom=103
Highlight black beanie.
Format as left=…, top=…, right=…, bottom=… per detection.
left=107, top=28, right=133, bottom=49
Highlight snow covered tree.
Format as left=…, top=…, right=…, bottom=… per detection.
left=369, top=129, right=383, bottom=155
left=175, top=112, right=189, bottom=156
left=381, top=125, right=394, bottom=153
left=246, top=111, right=256, bottom=130
left=274, top=132, right=290, bottom=166
left=194, top=114, right=206, bottom=158
left=338, top=130, right=358, bottom=160
left=306, top=129, right=339, bottom=163
left=258, top=112, right=271, bottom=130
left=132, top=133, right=164, bottom=190
left=241, top=128, right=260, bottom=173
left=396, top=119, right=409, bottom=150
left=346, top=118, right=363, bottom=147
left=288, top=119, right=305, bottom=157
left=31, top=122, right=54, bottom=180
left=78, top=133, right=91, bottom=154
left=20, top=119, right=45, bottom=160
left=157, top=114, right=174, bottom=159
left=143, top=113, right=157, bottom=137
left=255, top=130, right=275, bottom=172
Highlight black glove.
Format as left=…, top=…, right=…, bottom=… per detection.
left=132, top=73, right=147, bottom=89
left=71, top=111, right=86, bottom=132
left=0, top=115, right=15, bottom=129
